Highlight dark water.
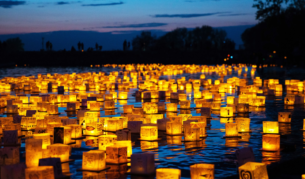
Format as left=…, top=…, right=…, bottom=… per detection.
left=0, top=66, right=304, bottom=179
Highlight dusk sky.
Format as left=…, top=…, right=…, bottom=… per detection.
left=0, top=0, right=258, bottom=50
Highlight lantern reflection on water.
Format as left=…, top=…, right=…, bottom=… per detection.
left=278, top=112, right=292, bottom=123
left=190, top=164, right=214, bottom=179
left=156, top=168, right=181, bottom=179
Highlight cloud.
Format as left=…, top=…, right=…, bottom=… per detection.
left=57, top=1, right=69, bottom=5
left=82, top=2, right=123, bottom=6
left=0, top=0, right=26, bottom=8
left=103, top=23, right=168, bottom=28
left=151, top=12, right=229, bottom=18
left=218, top=13, right=249, bottom=16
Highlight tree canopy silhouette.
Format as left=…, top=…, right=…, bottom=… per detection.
left=132, top=31, right=157, bottom=51
left=0, top=38, right=24, bottom=52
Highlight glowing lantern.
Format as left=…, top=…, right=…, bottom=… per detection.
left=104, top=94, right=114, bottom=101
left=6, top=105, right=18, bottom=114
left=238, top=162, right=268, bottom=179
left=123, top=105, right=134, bottom=114
left=47, top=144, right=70, bottom=162
left=25, top=166, right=55, bottom=179
left=33, top=133, right=51, bottom=149
left=237, top=103, right=249, bottom=113
left=284, top=95, right=295, bottom=105
left=47, top=104, right=58, bottom=115
left=67, top=124, right=82, bottom=139
left=53, top=126, right=72, bottom=145
left=167, top=103, right=177, bottom=112
left=88, top=101, right=100, bottom=111
left=114, top=140, right=132, bottom=157
left=156, top=168, right=181, bottom=179
left=26, top=139, right=43, bottom=167
left=179, top=94, right=187, bottom=101
left=130, top=153, right=155, bottom=175
left=235, top=118, right=251, bottom=132
left=184, top=127, right=200, bottom=141
left=140, top=125, right=158, bottom=140
left=180, top=100, right=190, bottom=109
left=104, top=101, right=115, bottom=110
left=190, top=164, right=214, bottom=179
left=117, top=92, right=128, bottom=100
left=158, top=102, right=166, bottom=111
left=166, top=122, right=182, bottom=135
left=263, top=121, right=279, bottom=134
left=98, top=134, right=117, bottom=150
left=227, top=96, right=235, bottom=105
left=82, top=150, right=106, bottom=171
left=225, top=123, right=238, bottom=137
left=190, top=122, right=206, bottom=137
left=211, top=102, right=221, bottom=111
left=85, top=122, right=103, bottom=135
left=278, top=112, right=291, bottom=123
left=104, top=119, right=123, bottom=131
left=194, top=91, right=202, bottom=99
left=220, top=107, right=233, bottom=117
left=262, top=134, right=280, bottom=151
left=143, top=102, right=158, bottom=114
left=105, top=146, right=127, bottom=164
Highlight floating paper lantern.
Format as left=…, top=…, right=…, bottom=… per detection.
left=278, top=112, right=292, bottom=123
left=166, top=122, right=182, bottom=135
left=167, top=103, right=177, bottom=112
left=220, top=107, right=233, bottom=117
left=262, top=134, right=280, bottom=151
left=237, top=104, right=249, bottom=113
left=53, top=126, right=72, bottom=144
left=104, top=119, right=123, bottom=131
left=98, top=134, right=117, bottom=150
left=47, top=122, right=62, bottom=136
left=156, top=168, right=181, bottom=179
left=130, top=153, right=155, bottom=175
left=33, top=133, right=51, bottom=149
left=87, top=101, right=100, bottom=111
left=104, top=101, right=115, bottom=110
left=225, top=123, right=238, bottom=137
left=106, top=146, right=127, bottom=164
left=227, top=96, right=235, bottom=105
left=180, top=100, right=190, bottom=109
left=85, top=122, right=103, bottom=135
left=190, top=164, right=214, bottom=179
left=123, top=105, right=134, bottom=114
left=140, top=125, right=158, bottom=140
left=211, top=102, right=221, bottom=111
left=25, top=166, right=55, bottom=179
left=143, top=102, right=158, bottom=114
left=263, top=121, right=279, bottom=134
left=114, top=140, right=132, bottom=157
left=190, top=122, right=206, bottom=137
left=47, top=104, right=58, bottom=115
left=184, top=127, right=200, bottom=141
left=66, top=124, right=82, bottom=138
left=194, top=91, right=202, bottom=99
left=26, top=139, right=43, bottom=167
left=235, top=118, right=251, bottom=132
left=179, top=94, right=187, bottom=101
left=82, top=150, right=106, bottom=171
left=238, top=162, right=268, bottom=179
left=118, top=92, right=128, bottom=100
left=6, top=105, right=18, bottom=114
left=47, top=144, right=70, bottom=162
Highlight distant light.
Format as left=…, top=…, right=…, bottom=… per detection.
left=284, top=56, right=287, bottom=59
left=230, top=56, right=233, bottom=59
left=273, top=51, right=276, bottom=54
left=227, top=54, right=230, bottom=57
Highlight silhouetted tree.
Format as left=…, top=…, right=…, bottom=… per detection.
left=99, top=46, right=103, bottom=51
left=46, top=41, right=50, bottom=50
left=132, top=31, right=157, bottom=51
left=77, top=42, right=81, bottom=51
left=1, top=37, right=24, bottom=52
left=87, top=47, right=94, bottom=52
left=81, top=43, right=84, bottom=51
left=95, top=43, right=99, bottom=51
left=71, top=46, right=76, bottom=52
left=127, top=42, right=130, bottom=50
left=123, top=40, right=127, bottom=51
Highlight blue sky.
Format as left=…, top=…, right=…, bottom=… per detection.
left=0, top=0, right=257, bottom=34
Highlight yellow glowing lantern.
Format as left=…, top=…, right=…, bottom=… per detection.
left=47, top=144, right=70, bottom=162
left=194, top=91, right=202, bottom=99
left=190, top=164, right=214, bottom=179
left=184, top=127, right=200, bottom=141
left=104, top=101, right=115, bottom=110
left=179, top=94, right=187, bottom=101
left=25, top=166, right=55, bottom=179
left=220, top=107, right=233, bottom=117
left=225, top=123, right=238, bottom=137
left=235, top=118, right=251, bottom=132
left=278, top=112, right=291, bottom=123
left=170, top=92, right=179, bottom=100
left=167, top=103, right=177, bottom=112
left=238, top=162, right=268, bottom=179
left=85, top=122, right=103, bottom=135
left=82, top=150, right=106, bottom=171
left=303, top=119, right=305, bottom=130
left=143, top=102, right=158, bottom=114
left=156, top=168, right=181, bottom=179
left=98, top=134, right=117, bottom=150
left=6, top=105, right=18, bottom=113
left=180, top=100, right=190, bottom=109
left=118, top=92, right=128, bottom=100
left=140, top=125, right=158, bottom=140
left=227, top=96, right=235, bottom=105
left=166, top=122, right=182, bottom=135
left=47, top=104, right=58, bottom=114
left=237, top=103, right=249, bottom=113
left=19, top=96, right=29, bottom=104
left=26, top=138, right=43, bottom=167
left=263, top=121, right=279, bottom=134
left=67, top=124, right=82, bottom=138
left=106, top=145, right=127, bottom=164
left=262, top=134, right=280, bottom=151
left=284, top=95, right=295, bottom=105
left=114, top=140, right=132, bottom=157
left=33, top=133, right=51, bottom=149
left=104, top=119, right=123, bottom=131
left=123, top=105, right=134, bottom=114
left=130, top=153, right=155, bottom=175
